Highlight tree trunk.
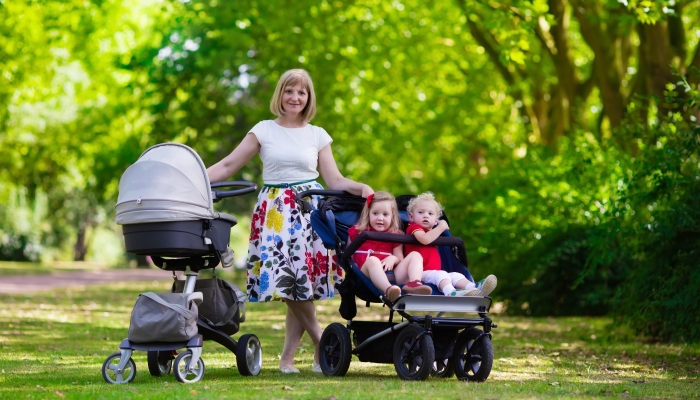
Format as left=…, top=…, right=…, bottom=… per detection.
left=74, top=228, right=88, bottom=261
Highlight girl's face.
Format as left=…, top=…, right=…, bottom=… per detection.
left=282, top=83, right=308, bottom=117
left=409, top=199, right=439, bottom=230
left=368, top=201, right=393, bottom=232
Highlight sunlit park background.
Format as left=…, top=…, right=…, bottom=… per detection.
left=1, top=0, right=699, bottom=397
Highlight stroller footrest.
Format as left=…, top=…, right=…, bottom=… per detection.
left=392, top=295, right=492, bottom=313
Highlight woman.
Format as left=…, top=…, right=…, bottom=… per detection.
left=207, top=69, right=373, bottom=373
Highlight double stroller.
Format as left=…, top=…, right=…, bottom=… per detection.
left=298, top=190, right=497, bottom=381
left=101, top=143, right=262, bottom=384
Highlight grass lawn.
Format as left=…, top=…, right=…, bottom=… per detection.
left=0, top=270, right=698, bottom=399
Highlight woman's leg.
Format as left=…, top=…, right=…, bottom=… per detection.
left=280, top=306, right=305, bottom=369
left=394, top=252, right=424, bottom=284
left=284, top=299, right=323, bottom=364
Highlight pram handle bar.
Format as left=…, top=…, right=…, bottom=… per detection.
left=342, top=231, right=469, bottom=267
left=294, top=189, right=352, bottom=213
left=211, top=181, right=258, bottom=202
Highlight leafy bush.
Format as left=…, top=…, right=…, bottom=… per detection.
left=0, top=233, right=42, bottom=262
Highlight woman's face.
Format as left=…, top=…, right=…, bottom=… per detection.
left=369, top=201, right=393, bottom=232
left=281, top=82, right=308, bottom=116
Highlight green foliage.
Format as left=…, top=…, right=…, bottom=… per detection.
left=593, top=80, right=700, bottom=342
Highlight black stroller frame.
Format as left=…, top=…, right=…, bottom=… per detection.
left=297, top=190, right=497, bottom=381
left=102, top=143, right=263, bottom=384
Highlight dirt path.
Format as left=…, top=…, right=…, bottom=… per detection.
left=0, top=268, right=174, bottom=294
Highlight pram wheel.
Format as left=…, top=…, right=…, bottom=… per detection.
left=319, top=323, right=352, bottom=377
left=393, top=325, right=435, bottom=381
left=173, top=350, right=205, bottom=383
left=102, top=352, right=136, bottom=384
left=453, top=327, right=493, bottom=382
left=432, top=358, right=455, bottom=378
left=147, top=351, right=173, bottom=377
left=236, top=334, right=263, bottom=376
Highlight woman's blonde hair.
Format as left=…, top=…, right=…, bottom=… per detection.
left=269, top=69, right=317, bottom=122
left=355, top=191, right=402, bottom=233
left=406, top=191, right=443, bottom=217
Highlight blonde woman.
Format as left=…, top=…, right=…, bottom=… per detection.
left=208, top=69, right=372, bottom=374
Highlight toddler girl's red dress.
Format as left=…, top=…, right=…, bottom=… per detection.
left=348, top=226, right=400, bottom=267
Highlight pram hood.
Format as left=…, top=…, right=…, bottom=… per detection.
left=115, top=143, right=218, bottom=224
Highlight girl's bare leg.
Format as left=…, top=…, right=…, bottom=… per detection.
left=361, top=257, right=393, bottom=290
left=394, top=252, right=424, bottom=284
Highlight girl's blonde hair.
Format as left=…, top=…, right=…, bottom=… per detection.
left=269, top=69, right=317, bottom=122
left=355, top=191, right=402, bottom=233
left=406, top=191, right=443, bottom=217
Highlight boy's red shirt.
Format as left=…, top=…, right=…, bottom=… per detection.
left=404, top=222, right=442, bottom=271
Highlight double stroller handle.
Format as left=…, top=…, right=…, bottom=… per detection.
left=294, top=189, right=351, bottom=212
left=342, top=231, right=469, bottom=269
left=211, top=181, right=258, bottom=202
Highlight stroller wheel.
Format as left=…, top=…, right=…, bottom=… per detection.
left=173, top=350, right=205, bottom=383
left=236, top=334, right=263, bottom=376
left=102, top=352, right=136, bottom=384
left=393, top=325, right=435, bottom=381
left=432, top=358, right=455, bottom=378
left=319, top=323, right=352, bottom=377
left=452, top=327, right=493, bottom=382
left=147, top=351, right=173, bottom=377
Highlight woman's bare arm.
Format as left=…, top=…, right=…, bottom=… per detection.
left=318, top=144, right=373, bottom=197
left=206, top=133, right=260, bottom=183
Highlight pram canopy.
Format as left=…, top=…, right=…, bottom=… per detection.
left=115, top=143, right=219, bottom=225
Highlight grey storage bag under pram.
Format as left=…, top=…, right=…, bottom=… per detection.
left=128, top=292, right=203, bottom=343
left=173, top=277, right=246, bottom=336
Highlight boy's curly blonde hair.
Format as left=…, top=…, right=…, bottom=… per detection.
left=406, top=191, right=443, bottom=217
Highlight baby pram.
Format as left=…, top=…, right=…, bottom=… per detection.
left=298, top=190, right=496, bottom=381
left=101, top=143, right=262, bottom=384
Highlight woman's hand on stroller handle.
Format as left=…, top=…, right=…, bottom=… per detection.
left=211, top=181, right=258, bottom=202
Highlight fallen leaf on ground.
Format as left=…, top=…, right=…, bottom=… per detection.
left=55, top=391, right=65, bottom=398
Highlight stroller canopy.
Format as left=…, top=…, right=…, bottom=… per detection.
left=115, top=143, right=216, bottom=224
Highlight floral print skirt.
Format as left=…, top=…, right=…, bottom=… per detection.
left=246, top=181, right=343, bottom=302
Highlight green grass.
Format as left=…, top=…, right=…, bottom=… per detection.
left=1, top=271, right=699, bottom=399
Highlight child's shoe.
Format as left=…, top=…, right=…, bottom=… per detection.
left=450, top=288, right=481, bottom=297
left=475, top=275, right=497, bottom=296
left=403, top=280, right=433, bottom=295
left=385, top=285, right=402, bottom=303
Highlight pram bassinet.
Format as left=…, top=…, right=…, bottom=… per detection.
left=102, top=143, right=261, bottom=384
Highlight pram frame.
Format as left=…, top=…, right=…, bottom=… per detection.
left=297, top=189, right=497, bottom=381
left=102, top=173, right=262, bottom=384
